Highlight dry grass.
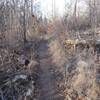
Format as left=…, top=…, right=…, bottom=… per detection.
left=63, top=47, right=99, bottom=100
left=48, top=38, right=66, bottom=70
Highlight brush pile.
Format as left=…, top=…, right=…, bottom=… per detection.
left=0, top=71, right=34, bottom=100
left=0, top=41, right=39, bottom=100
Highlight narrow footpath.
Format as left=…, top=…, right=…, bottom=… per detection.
left=36, top=39, right=64, bottom=100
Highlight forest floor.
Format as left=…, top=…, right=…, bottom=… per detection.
left=35, top=39, right=64, bottom=100
left=0, top=32, right=99, bottom=99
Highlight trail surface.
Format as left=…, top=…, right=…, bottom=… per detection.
left=36, top=39, right=64, bottom=100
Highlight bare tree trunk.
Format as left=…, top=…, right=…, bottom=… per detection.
left=73, top=0, right=77, bottom=18
left=23, top=0, right=27, bottom=44
left=89, top=0, right=98, bottom=37
left=73, top=0, right=78, bottom=31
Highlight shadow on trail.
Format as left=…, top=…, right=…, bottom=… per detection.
left=35, top=39, right=64, bottom=100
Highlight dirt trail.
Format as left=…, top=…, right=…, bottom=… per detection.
left=36, top=39, right=64, bottom=100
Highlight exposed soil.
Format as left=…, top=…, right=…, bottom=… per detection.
left=36, top=39, right=64, bottom=100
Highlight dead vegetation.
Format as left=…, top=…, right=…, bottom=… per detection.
left=0, top=0, right=100, bottom=100
left=0, top=40, right=39, bottom=99
left=59, top=32, right=100, bottom=100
